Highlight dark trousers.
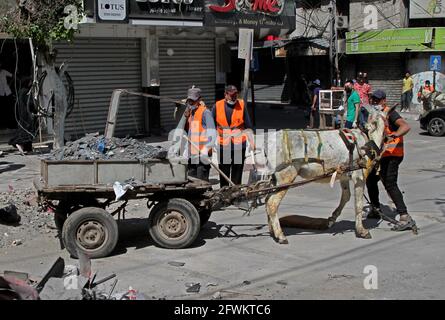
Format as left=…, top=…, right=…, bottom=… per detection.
left=401, top=90, right=413, bottom=111
left=366, top=156, right=408, bottom=215
left=188, top=159, right=210, bottom=181
left=218, top=146, right=246, bottom=187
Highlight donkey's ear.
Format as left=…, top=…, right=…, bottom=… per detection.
left=383, top=103, right=398, bottom=117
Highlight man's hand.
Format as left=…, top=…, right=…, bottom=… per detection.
left=183, top=107, right=191, bottom=118
left=352, top=121, right=358, bottom=128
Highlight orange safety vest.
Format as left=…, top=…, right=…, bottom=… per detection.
left=382, top=106, right=404, bottom=157
left=417, top=84, right=435, bottom=97
left=188, top=105, right=209, bottom=155
left=215, top=99, right=247, bottom=146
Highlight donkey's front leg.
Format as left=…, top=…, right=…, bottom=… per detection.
left=265, top=165, right=298, bottom=244
left=327, top=175, right=351, bottom=228
left=352, top=171, right=371, bottom=239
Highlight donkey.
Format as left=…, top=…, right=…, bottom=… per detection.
left=254, top=106, right=387, bottom=244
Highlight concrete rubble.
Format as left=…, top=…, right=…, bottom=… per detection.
left=0, top=189, right=57, bottom=249
left=45, top=133, right=168, bottom=161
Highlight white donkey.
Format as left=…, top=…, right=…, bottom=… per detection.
left=255, top=106, right=387, bottom=243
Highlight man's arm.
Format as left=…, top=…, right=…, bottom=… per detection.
left=353, top=102, right=360, bottom=126
left=311, top=95, right=317, bottom=110
left=392, top=118, right=411, bottom=138
left=202, top=109, right=217, bottom=149
left=243, top=105, right=253, bottom=129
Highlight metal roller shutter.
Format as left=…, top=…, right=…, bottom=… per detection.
left=357, top=53, right=403, bottom=106
left=55, top=38, right=144, bottom=139
left=159, top=38, right=215, bottom=130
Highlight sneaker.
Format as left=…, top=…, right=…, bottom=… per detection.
left=366, top=207, right=382, bottom=219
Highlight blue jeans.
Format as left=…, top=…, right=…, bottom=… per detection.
left=345, top=120, right=353, bottom=129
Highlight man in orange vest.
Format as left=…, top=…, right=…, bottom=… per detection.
left=417, top=80, right=435, bottom=113
left=212, top=85, right=253, bottom=187
left=183, top=87, right=216, bottom=181
left=366, top=90, right=416, bottom=231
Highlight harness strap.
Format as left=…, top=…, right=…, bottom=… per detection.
left=301, top=130, right=309, bottom=163
left=315, top=131, right=326, bottom=174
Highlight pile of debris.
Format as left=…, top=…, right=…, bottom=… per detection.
left=0, top=188, right=57, bottom=249
left=45, top=133, right=168, bottom=161
left=1, top=256, right=145, bottom=300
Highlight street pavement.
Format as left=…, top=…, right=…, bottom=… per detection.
left=0, top=106, right=444, bottom=300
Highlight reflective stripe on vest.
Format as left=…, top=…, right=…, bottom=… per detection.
left=382, top=106, right=404, bottom=157
left=215, top=99, right=247, bottom=146
left=188, top=105, right=209, bottom=155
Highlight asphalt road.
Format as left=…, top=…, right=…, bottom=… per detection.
left=1, top=115, right=444, bottom=300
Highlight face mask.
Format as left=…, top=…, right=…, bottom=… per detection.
left=345, top=87, right=352, bottom=93
left=226, top=100, right=236, bottom=106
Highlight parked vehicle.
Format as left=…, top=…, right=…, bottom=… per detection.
left=419, top=107, right=445, bottom=137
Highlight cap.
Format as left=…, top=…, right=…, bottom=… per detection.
left=313, top=79, right=321, bottom=86
left=187, top=87, right=201, bottom=101
left=225, top=85, right=238, bottom=93
left=371, top=89, right=386, bottom=100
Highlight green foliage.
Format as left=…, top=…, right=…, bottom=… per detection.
left=0, top=0, right=84, bottom=45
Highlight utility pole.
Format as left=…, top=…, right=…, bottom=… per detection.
left=329, top=0, right=339, bottom=87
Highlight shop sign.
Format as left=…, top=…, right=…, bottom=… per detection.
left=97, top=0, right=128, bottom=22
left=204, top=0, right=295, bottom=29
left=409, top=0, right=445, bottom=19
left=129, top=0, right=204, bottom=20
left=346, top=27, right=445, bottom=54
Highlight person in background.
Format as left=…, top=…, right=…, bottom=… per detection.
left=344, top=80, right=361, bottom=129
left=212, top=85, right=253, bottom=187
left=417, top=80, right=435, bottom=113
left=307, top=79, right=321, bottom=129
left=0, top=61, right=14, bottom=129
left=183, top=87, right=216, bottom=181
left=354, top=72, right=372, bottom=127
left=401, top=71, right=414, bottom=113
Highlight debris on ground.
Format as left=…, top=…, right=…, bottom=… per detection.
left=11, top=239, right=22, bottom=246
left=0, top=204, right=21, bottom=225
left=185, top=283, right=201, bottom=293
left=327, top=274, right=355, bottom=280
left=0, top=189, right=57, bottom=249
left=45, top=133, right=168, bottom=161
left=242, top=280, right=251, bottom=285
left=168, top=261, right=185, bottom=267
left=212, top=291, right=222, bottom=300
left=276, top=280, right=288, bottom=286
left=206, top=282, right=218, bottom=287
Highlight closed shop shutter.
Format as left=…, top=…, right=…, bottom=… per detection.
left=55, top=38, right=144, bottom=139
left=357, top=53, right=403, bottom=106
left=159, top=38, right=215, bottom=131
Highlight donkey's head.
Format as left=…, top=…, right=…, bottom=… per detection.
left=363, top=105, right=389, bottom=148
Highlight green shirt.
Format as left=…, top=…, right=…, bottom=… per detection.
left=346, top=90, right=360, bottom=122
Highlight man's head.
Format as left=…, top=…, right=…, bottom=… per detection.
left=186, top=87, right=201, bottom=106
left=405, top=71, right=410, bottom=78
left=313, top=79, right=321, bottom=87
left=344, top=80, right=354, bottom=93
left=425, top=80, right=431, bottom=86
left=224, top=85, right=238, bottom=105
left=357, top=72, right=364, bottom=84
left=370, top=89, right=386, bottom=106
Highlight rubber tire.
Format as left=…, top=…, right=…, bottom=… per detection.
left=148, top=198, right=200, bottom=249
left=199, top=209, right=212, bottom=227
left=61, top=207, right=118, bottom=259
left=428, top=117, right=445, bottom=137
left=54, top=199, right=100, bottom=231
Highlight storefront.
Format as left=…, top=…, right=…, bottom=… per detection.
left=346, top=27, right=445, bottom=107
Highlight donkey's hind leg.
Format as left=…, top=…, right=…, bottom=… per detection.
left=327, top=175, right=351, bottom=227
left=265, top=165, right=298, bottom=244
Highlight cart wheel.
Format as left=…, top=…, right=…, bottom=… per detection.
left=62, top=207, right=118, bottom=259
left=55, top=199, right=100, bottom=231
left=148, top=198, right=200, bottom=249
left=199, top=209, right=212, bottom=227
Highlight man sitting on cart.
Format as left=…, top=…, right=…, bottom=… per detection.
left=183, top=86, right=216, bottom=181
